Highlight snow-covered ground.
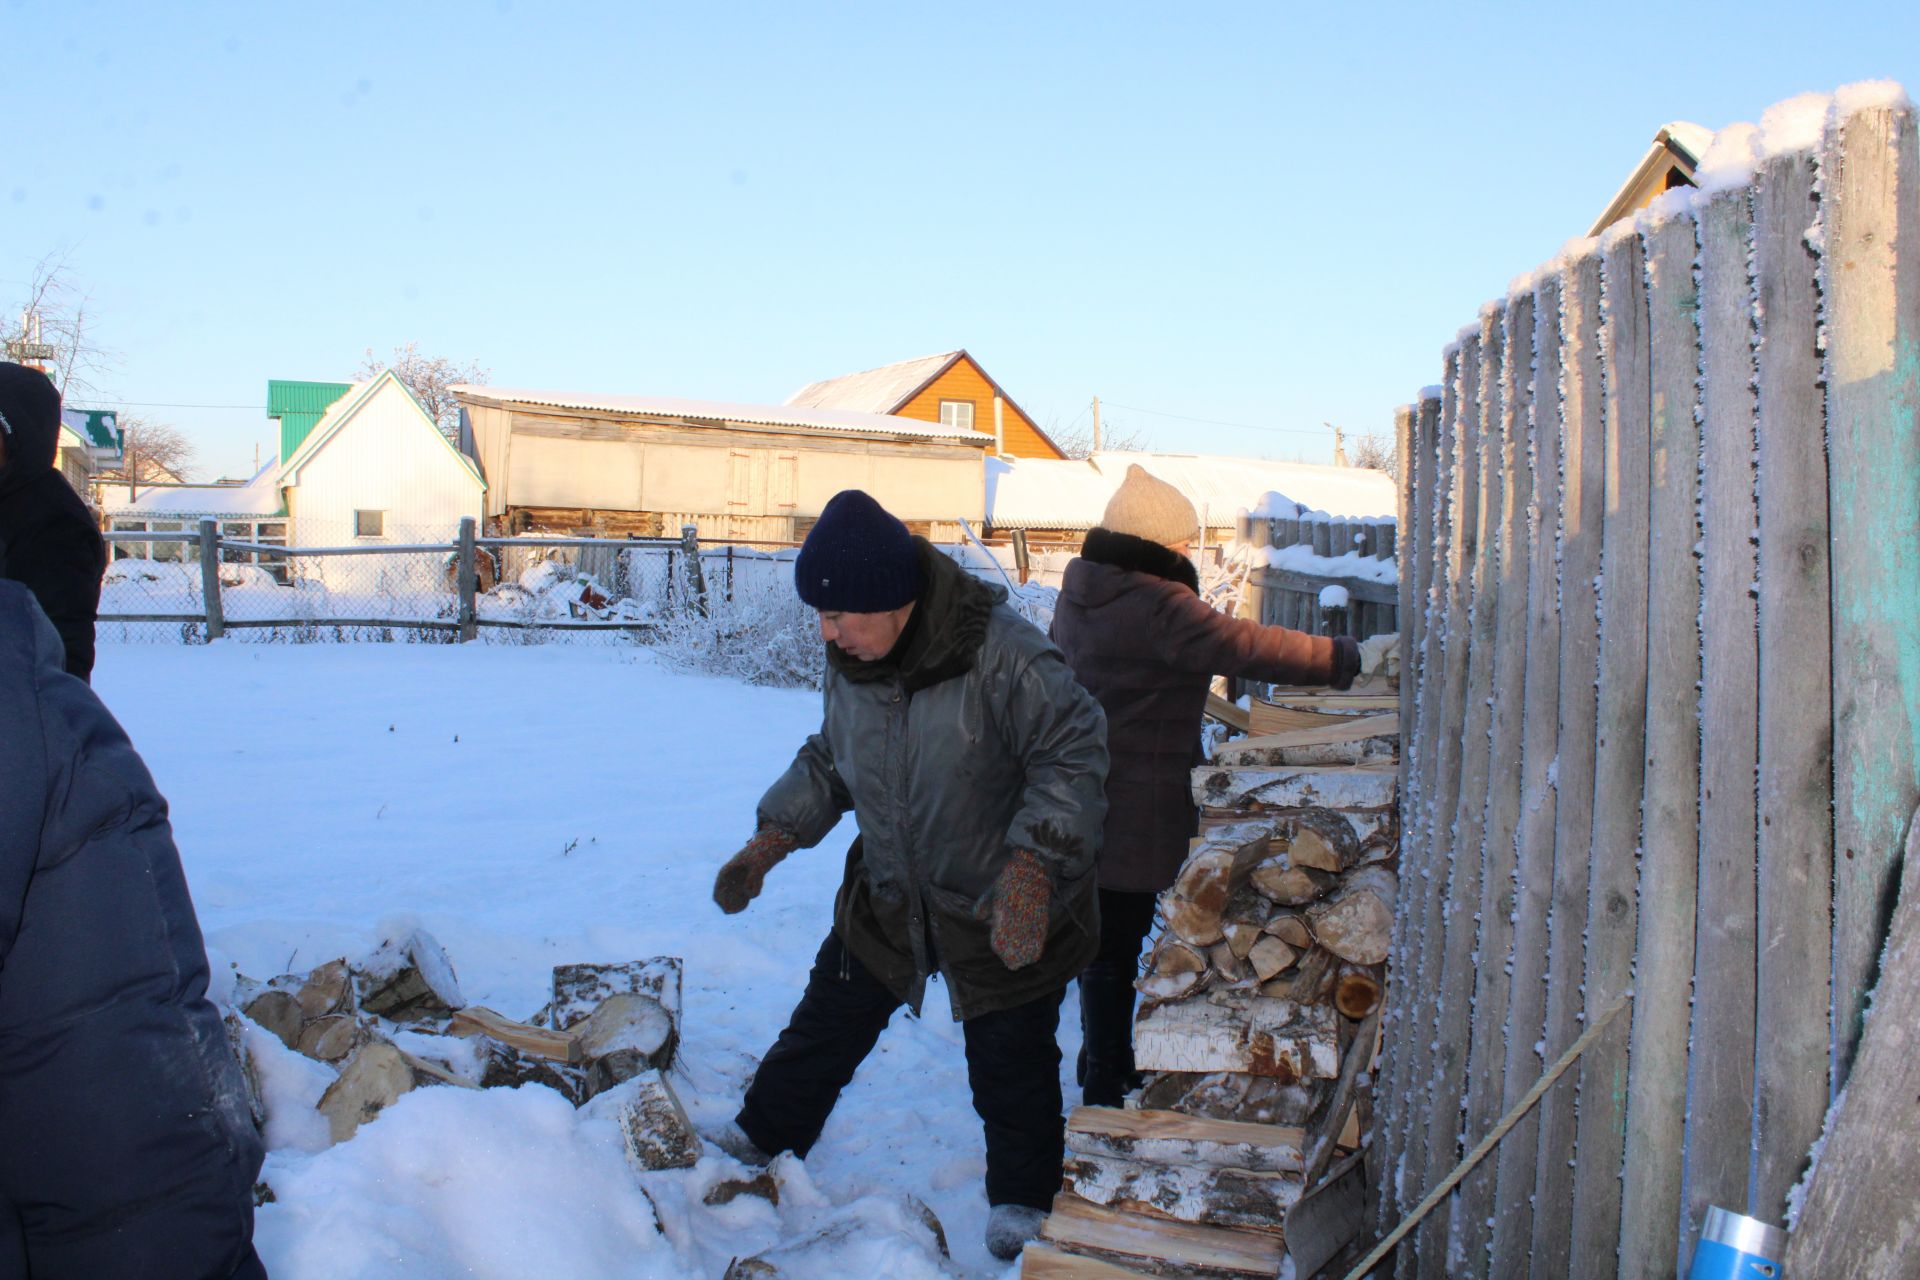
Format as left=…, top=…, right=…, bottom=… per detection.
left=95, top=642, right=1073, bottom=1279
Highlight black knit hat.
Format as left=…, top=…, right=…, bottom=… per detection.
left=0, top=362, right=62, bottom=475
left=794, top=489, right=924, bottom=612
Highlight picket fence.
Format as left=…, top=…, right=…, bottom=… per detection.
left=1372, top=88, right=1920, bottom=1279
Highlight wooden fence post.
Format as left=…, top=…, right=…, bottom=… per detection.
left=1400, top=329, right=1483, bottom=1280
left=1457, top=289, right=1535, bottom=1275
left=1821, top=93, right=1920, bottom=1090
left=197, top=518, right=225, bottom=641
left=1569, top=222, right=1654, bottom=1279
left=1420, top=306, right=1505, bottom=1279
left=456, top=517, right=478, bottom=643
left=1490, top=272, right=1567, bottom=1277
left=1618, top=206, right=1704, bottom=1278
left=680, top=525, right=709, bottom=616
left=1683, top=184, right=1761, bottom=1269
left=1752, top=144, right=1834, bottom=1228
left=1530, top=246, right=1606, bottom=1277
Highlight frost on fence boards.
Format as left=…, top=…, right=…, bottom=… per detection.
left=1374, top=95, right=1920, bottom=1279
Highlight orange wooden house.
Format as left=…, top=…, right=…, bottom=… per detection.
left=786, top=350, right=1066, bottom=460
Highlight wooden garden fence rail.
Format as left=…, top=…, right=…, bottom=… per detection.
left=1370, top=88, right=1920, bottom=1279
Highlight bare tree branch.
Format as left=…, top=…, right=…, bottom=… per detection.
left=95, top=416, right=198, bottom=486
left=1347, top=431, right=1399, bottom=479
left=2, top=250, right=117, bottom=403
left=356, top=342, right=489, bottom=442
left=1048, top=418, right=1151, bottom=460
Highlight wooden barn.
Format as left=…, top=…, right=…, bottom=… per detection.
left=787, top=349, right=1067, bottom=460
left=452, top=386, right=992, bottom=542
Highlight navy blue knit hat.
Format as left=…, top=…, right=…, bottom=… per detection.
left=794, top=489, right=924, bottom=612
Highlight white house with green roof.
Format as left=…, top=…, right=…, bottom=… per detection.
left=101, top=370, right=484, bottom=584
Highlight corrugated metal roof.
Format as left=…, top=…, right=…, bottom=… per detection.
left=986, top=451, right=1398, bottom=530
left=784, top=351, right=962, bottom=414
left=451, top=385, right=993, bottom=444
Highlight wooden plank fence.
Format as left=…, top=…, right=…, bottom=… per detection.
left=1238, top=505, right=1399, bottom=639
left=1373, top=87, right=1920, bottom=1278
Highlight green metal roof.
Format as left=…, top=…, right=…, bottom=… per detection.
left=267, top=379, right=354, bottom=463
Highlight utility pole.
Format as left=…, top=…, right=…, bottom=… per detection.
left=1091, top=396, right=1102, bottom=454
left=1326, top=421, right=1349, bottom=467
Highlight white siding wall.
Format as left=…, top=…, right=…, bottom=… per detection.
left=287, top=382, right=482, bottom=587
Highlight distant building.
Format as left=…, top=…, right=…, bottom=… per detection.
left=787, top=350, right=1066, bottom=460
left=57, top=408, right=122, bottom=495
left=1588, top=122, right=1716, bottom=237
left=453, top=385, right=993, bottom=543
left=99, top=371, right=484, bottom=583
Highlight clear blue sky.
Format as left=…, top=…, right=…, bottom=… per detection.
left=6, top=0, right=1915, bottom=478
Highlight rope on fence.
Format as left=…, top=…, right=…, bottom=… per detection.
left=1342, top=990, right=1634, bottom=1280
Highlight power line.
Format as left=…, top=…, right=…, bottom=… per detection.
left=1099, top=400, right=1330, bottom=438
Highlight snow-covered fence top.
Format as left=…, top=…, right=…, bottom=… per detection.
left=1230, top=497, right=1398, bottom=640
left=1373, top=82, right=1920, bottom=1279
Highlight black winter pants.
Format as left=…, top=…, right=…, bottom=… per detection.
left=736, top=931, right=1068, bottom=1211
left=1076, top=888, right=1159, bottom=1107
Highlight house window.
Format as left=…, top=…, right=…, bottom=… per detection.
left=354, top=509, right=386, bottom=538
left=939, top=400, right=976, bottom=431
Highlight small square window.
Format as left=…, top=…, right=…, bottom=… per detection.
left=939, top=400, right=976, bottom=431
left=354, top=510, right=386, bottom=538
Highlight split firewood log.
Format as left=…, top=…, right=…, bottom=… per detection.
left=1208, top=714, right=1399, bottom=769
left=353, top=929, right=465, bottom=1023
left=1332, top=964, right=1385, bottom=1020
left=1280, top=808, right=1364, bottom=873
left=1135, top=1071, right=1327, bottom=1127
left=613, top=1070, right=700, bottom=1171
left=1039, top=1192, right=1285, bottom=1277
left=296, top=1013, right=369, bottom=1063
left=1305, top=866, right=1397, bottom=965
left=1248, top=935, right=1299, bottom=983
left=317, top=1041, right=474, bottom=1144
left=1162, top=829, right=1272, bottom=947
left=242, top=989, right=304, bottom=1051
left=449, top=1006, right=584, bottom=1063
left=223, top=1013, right=266, bottom=1131
left=1259, top=946, right=1337, bottom=1004
left=1136, top=939, right=1207, bottom=1004
left=294, top=959, right=352, bottom=1021
left=1190, top=763, right=1397, bottom=812
left=1206, top=941, right=1252, bottom=985
left=478, top=1041, right=587, bottom=1104
left=1133, top=995, right=1339, bottom=1081
left=1249, top=854, right=1336, bottom=906
left=549, top=957, right=683, bottom=1033
left=1065, top=1105, right=1304, bottom=1174
left=1262, top=907, right=1314, bottom=949
left=1062, top=1152, right=1302, bottom=1233
left=579, top=993, right=678, bottom=1100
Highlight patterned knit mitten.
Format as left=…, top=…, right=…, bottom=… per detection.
left=984, top=850, right=1053, bottom=971
left=713, top=826, right=799, bottom=914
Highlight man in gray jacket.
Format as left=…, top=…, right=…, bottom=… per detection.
left=710, top=489, right=1109, bottom=1261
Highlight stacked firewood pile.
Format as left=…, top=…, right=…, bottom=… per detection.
left=226, top=927, right=701, bottom=1175
left=1023, top=701, right=1399, bottom=1278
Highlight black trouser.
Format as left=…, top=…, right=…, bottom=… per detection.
left=1076, top=888, right=1159, bottom=1107
left=736, top=931, right=1068, bottom=1210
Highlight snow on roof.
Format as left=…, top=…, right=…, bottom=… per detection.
left=1660, top=121, right=1715, bottom=164
left=986, top=451, right=1398, bottom=531
left=102, top=460, right=284, bottom=517
left=451, top=385, right=993, bottom=444
left=784, top=351, right=962, bottom=414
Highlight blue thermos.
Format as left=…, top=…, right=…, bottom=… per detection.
left=1689, top=1207, right=1786, bottom=1279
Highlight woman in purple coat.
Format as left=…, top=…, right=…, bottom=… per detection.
left=1050, top=465, right=1360, bottom=1104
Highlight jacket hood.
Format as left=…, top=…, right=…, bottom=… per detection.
left=0, top=363, right=62, bottom=492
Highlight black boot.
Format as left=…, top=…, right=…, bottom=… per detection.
left=1078, top=960, right=1141, bottom=1107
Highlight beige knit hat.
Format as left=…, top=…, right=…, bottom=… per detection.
left=1099, top=464, right=1199, bottom=546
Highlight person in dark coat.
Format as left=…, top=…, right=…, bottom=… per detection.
left=707, top=489, right=1110, bottom=1261
left=0, top=363, right=106, bottom=682
left=0, top=581, right=267, bottom=1279
left=1050, top=464, right=1361, bottom=1106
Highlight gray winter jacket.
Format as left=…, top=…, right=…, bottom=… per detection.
left=758, top=545, right=1110, bottom=1019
